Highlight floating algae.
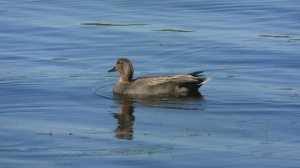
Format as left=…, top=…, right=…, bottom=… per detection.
left=153, top=28, right=193, bottom=32
left=259, top=34, right=292, bottom=39
left=51, top=57, right=70, bottom=61
left=81, top=23, right=193, bottom=33
left=81, top=22, right=149, bottom=26
left=288, top=38, right=300, bottom=42
left=259, top=34, right=300, bottom=42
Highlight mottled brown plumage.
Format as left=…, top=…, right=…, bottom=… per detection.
left=108, top=58, right=211, bottom=97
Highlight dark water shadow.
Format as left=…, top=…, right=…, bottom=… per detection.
left=111, top=92, right=203, bottom=140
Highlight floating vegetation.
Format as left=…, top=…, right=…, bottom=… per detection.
left=226, top=75, right=238, bottom=78
left=81, top=22, right=194, bottom=33
left=51, top=57, right=70, bottom=61
left=259, top=34, right=292, bottom=39
left=259, top=34, right=300, bottom=42
left=288, top=38, right=300, bottom=42
left=276, top=88, right=294, bottom=91
left=69, top=75, right=81, bottom=78
left=153, top=29, right=193, bottom=32
left=274, top=87, right=300, bottom=94
left=81, top=22, right=149, bottom=26
left=63, top=146, right=173, bottom=157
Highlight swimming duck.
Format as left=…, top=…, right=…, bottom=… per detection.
left=108, top=58, right=211, bottom=97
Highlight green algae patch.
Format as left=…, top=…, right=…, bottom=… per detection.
left=259, top=34, right=300, bottom=42
left=288, top=38, right=300, bottom=42
left=62, top=146, right=173, bottom=157
left=51, top=57, right=70, bottom=61
left=153, top=29, right=193, bottom=32
left=259, top=34, right=292, bottom=39
left=81, top=22, right=149, bottom=26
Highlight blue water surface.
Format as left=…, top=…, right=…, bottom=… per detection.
left=0, top=0, right=300, bottom=167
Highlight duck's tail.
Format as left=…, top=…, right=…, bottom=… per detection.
left=188, top=71, right=204, bottom=77
left=188, top=71, right=211, bottom=86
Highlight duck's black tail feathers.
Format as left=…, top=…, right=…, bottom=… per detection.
left=188, top=71, right=211, bottom=87
left=188, top=71, right=204, bottom=77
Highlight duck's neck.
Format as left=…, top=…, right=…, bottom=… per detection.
left=119, top=64, right=134, bottom=83
left=119, top=73, right=133, bottom=83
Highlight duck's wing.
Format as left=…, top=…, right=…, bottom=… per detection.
left=132, top=76, right=171, bottom=86
left=128, top=73, right=210, bottom=96
left=134, top=74, right=207, bottom=87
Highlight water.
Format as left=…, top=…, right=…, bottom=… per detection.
left=1, top=0, right=300, bottom=167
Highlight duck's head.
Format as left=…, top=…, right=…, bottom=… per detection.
left=108, top=58, right=134, bottom=82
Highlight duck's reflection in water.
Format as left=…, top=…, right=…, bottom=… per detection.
left=112, top=99, right=135, bottom=140
left=112, top=92, right=203, bottom=140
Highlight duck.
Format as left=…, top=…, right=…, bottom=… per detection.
left=108, top=58, right=211, bottom=98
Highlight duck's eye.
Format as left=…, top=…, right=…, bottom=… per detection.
left=117, top=61, right=120, bottom=64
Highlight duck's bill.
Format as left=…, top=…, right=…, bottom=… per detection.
left=108, top=66, right=117, bottom=72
